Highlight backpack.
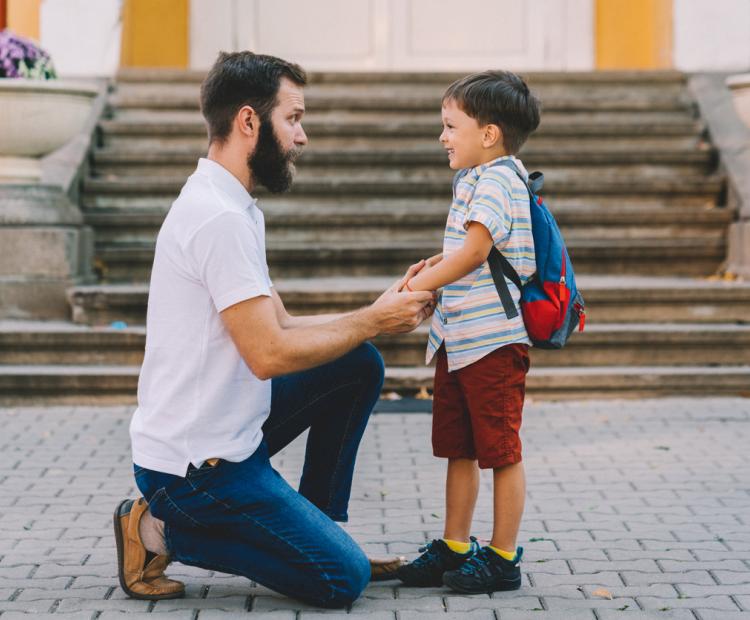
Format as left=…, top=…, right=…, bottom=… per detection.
left=485, top=160, right=586, bottom=349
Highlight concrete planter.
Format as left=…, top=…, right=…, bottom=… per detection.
left=0, top=79, right=99, bottom=183
left=727, top=73, right=750, bottom=131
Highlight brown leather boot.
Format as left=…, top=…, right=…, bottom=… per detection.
left=113, top=498, right=185, bottom=600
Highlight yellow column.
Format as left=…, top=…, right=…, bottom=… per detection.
left=596, top=0, right=673, bottom=69
left=120, top=0, right=189, bottom=68
left=6, top=0, right=41, bottom=41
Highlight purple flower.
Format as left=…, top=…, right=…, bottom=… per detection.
left=0, top=28, right=56, bottom=79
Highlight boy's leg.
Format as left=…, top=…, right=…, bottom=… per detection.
left=443, top=458, right=479, bottom=542
left=264, top=342, right=384, bottom=521
left=396, top=347, right=481, bottom=587
left=132, top=444, right=370, bottom=609
left=432, top=345, right=480, bottom=539
left=460, top=343, right=530, bottom=553
left=491, top=462, right=526, bottom=551
left=441, top=344, right=529, bottom=594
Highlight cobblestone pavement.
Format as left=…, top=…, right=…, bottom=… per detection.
left=1, top=398, right=750, bottom=619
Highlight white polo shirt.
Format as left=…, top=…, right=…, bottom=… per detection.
left=130, top=158, right=273, bottom=477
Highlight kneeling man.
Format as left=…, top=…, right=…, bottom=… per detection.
left=114, top=51, right=434, bottom=609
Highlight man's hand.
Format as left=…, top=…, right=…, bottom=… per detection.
left=425, top=253, right=443, bottom=268
left=365, top=260, right=436, bottom=335
left=367, top=286, right=435, bottom=335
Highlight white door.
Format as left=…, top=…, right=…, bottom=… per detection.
left=190, top=0, right=593, bottom=71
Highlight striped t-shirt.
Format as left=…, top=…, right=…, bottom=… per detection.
left=426, top=155, right=536, bottom=372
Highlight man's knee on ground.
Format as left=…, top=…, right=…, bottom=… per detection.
left=318, top=550, right=370, bottom=609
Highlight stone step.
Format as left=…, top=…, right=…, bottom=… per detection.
left=110, top=82, right=692, bottom=112
left=81, top=193, right=721, bottom=212
left=375, top=323, right=750, bottom=366
left=83, top=172, right=724, bottom=200
left=115, top=69, right=689, bottom=86
left=3, top=322, right=749, bottom=368
left=92, top=163, right=709, bottom=183
left=93, top=143, right=714, bottom=172
left=99, top=113, right=703, bottom=140
left=82, top=204, right=732, bottom=246
left=102, top=133, right=705, bottom=152
left=67, top=276, right=750, bottom=327
left=92, top=155, right=715, bottom=179
left=91, top=237, right=726, bottom=281
left=2, top=364, right=748, bottom=405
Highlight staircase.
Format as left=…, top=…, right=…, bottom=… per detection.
left=3, top=70, right=750, bottom=404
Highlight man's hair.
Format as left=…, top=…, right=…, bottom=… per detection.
left=200, top=51, right=307, bottom=144
left=443, top=70, right=540, bottom=154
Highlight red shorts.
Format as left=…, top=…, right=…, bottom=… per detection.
left=432, top=344, right=530, bottom=469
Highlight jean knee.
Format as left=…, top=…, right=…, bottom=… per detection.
left=322, top=550, right=370, bottom=608
left=351, top=342, right=385, bottom=391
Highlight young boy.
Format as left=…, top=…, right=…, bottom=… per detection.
left=395, top=71, right=540, bottom=593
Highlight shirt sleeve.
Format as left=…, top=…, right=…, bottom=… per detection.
left=463, top=170, right=514, bottom=248
left=185, top=212, right=272, bottom=312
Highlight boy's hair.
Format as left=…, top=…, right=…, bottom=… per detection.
left=443, top=70, right=540, bottom=154
left=200, top=51, right=307, bottom=145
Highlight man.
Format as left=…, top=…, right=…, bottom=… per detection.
left=113, top=52, right=435, bottom=609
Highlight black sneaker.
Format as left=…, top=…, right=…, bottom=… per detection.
left=396, top=538, right=480, bottom=587
left=442, top=546, right=523, bottom=593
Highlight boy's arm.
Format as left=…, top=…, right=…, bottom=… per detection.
left=406, top=224, right=494, bottom=292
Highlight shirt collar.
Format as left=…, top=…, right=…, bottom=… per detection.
left=469, top=155, right=528, bottom=181
left=195, top=158, right=258, bottom=211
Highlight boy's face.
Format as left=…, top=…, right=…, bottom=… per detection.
left=440, top=98, right=497, bottom=170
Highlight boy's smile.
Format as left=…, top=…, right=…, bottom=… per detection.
left=440, top=98, right=507, bottom=170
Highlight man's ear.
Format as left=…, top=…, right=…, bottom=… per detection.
left=237, top=105, right=258, bottom=138
left=482, top=123, right=503, bottom=149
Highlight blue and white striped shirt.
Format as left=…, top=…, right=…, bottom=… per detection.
left=426, top=155, right=536, bottom=371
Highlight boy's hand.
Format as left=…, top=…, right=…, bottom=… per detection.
left=393, top=260, right=427, bottom=293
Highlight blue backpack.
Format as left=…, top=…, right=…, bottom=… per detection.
left=486, top=160, right=586, bottom=349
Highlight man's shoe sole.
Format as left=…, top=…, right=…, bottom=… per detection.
left=113, top=499, right=185, bottom=601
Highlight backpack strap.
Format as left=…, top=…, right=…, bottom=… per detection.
left=484, top=160, right=543, bottom=319
left=488, top=246, right=522, bottom=319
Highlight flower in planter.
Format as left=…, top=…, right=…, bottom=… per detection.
left=0, top=29, right=57, bottom=80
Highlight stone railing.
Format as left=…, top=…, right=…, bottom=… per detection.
left=689, top=74, right=750, bottom=279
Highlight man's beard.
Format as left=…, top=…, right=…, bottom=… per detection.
left=247, top=117, right=300, bottom=194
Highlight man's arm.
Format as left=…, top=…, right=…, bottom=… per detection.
left=270, top=288, right=346, bottom=328
left=405, top=223, right=493, bottom=292
left=222, top=263, right=434, bottom=380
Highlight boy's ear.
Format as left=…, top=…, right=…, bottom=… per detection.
left=482, top=123, right=503, bottom=149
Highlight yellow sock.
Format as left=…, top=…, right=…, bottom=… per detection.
left=443, top=539, right=471, bottom=554
left=488, top=545, right=517, bottom=561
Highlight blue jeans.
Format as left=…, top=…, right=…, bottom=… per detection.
left=133, top=343, right=385, bottom=608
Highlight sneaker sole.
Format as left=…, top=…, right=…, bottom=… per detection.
left=442, top=573, right=522, bottom=594
left=113, top=499, right=185, bottom=601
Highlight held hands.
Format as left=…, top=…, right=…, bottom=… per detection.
left=370, top=260, right=437, bottom=335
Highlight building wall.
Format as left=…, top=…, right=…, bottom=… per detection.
left=190, top=0, right=594, bottom=72
left=3, top=0, right=749, bottom=76
left=41, top=0, right=122, bottom=76
left=673, top=0, right=750, bottom=72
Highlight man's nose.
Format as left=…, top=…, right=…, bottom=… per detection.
left=296, top=125, right=308, bottom=146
